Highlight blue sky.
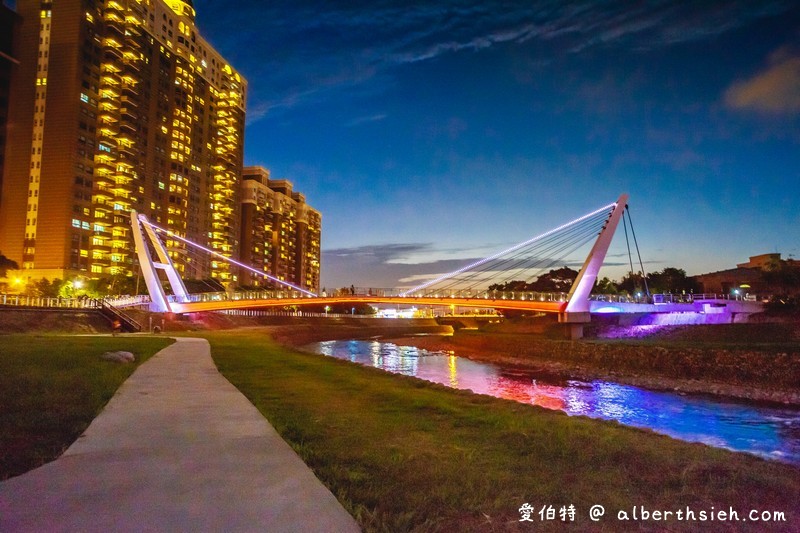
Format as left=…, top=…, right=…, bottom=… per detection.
left=194, top=0, right=800, bottom=289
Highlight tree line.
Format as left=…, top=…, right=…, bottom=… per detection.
left=488, top=266, right=700, bottom=295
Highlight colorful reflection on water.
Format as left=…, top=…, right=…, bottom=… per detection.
left=311, top=340, right=800, bottom=465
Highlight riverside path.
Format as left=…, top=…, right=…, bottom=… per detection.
left=0, top=337, right=359, bottom=532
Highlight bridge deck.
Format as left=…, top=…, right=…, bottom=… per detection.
left=169, top=296, right=567, bottom=314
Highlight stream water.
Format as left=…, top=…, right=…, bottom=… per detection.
left=308, top=339, right=800, bottom=465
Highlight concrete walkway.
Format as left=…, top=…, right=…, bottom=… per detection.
left=0, top=337, right=360, bottom=532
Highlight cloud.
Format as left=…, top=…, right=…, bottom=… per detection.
left=321, top=242, right=486, bottom=288
left=345, top=114, right=388, bottom=127
left=324, top=243, right=432, bottom=262
left=724, top=48, right=800, bottom=114
left=197, top=0, right=800, bottom=124
left=320, top=240, right=630, bottom=289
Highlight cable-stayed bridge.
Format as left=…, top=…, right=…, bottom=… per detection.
left=128, top=193, right=761, bottom=337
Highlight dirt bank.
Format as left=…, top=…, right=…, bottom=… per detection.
left=380, top=331, right=800, bottom=405
left=0, top=308, right=111, bottom=334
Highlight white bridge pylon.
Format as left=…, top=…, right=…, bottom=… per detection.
left=130, top=211, right=190, bottom=313
left=563, top=192, right=628, bottom=319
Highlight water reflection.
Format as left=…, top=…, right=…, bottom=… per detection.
left=312, top=340, right=800, bottom=465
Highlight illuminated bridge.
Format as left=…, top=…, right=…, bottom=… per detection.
left=128, top=194, right=761, bottom=337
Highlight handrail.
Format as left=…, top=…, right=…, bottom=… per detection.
left=100, top=299, right=143, bottom=332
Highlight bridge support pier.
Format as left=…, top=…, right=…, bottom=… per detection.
left=565, top=323, right=584, bottom=340
left=559, top=312, right=591, bottom=340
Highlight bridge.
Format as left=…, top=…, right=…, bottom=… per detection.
left=127, top=193, right=761, bottom=338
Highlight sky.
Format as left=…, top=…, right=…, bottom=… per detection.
left=193, top=0, right=800, bottom=290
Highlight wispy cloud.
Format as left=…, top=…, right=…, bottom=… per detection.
left=345, top=113, right=388, bottom=127
left=320, top=240, right=630, bottom=288
left=198, top=0, right=798, bottom=124
left=724, top=47, right=800, bottom=114
left=321, top=242, right=484, bottom=288
left=324, top=243, right=433, bottom=262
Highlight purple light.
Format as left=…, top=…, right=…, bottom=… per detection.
left=593, top=305, right=622, bottom=314
left=401, top=202, right=616, bottom=296
left=139, top=216, right=317, bottom=297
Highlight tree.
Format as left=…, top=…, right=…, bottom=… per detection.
left=617, top=272, right=647, bottom=295
left=761, top=259, right=800, bottom=296
left=87, top=274, right=138, bottom=297
left=0, top=252, right=19, bottom=278
left=647, top=267, right=699, bottom=294
left=594, top=276, right=618, bottom=294
left=529, top=266, right=579, bottom=292
left=25, top=278, right=65, bottom=298
left=488, top=280, right=531, bottom=292
left=488, top=267, right=579, bottom=293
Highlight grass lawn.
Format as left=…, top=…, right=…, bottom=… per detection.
left=0, top=334, right=173, bottom=480
left=204, top=330, right=799, bottom=532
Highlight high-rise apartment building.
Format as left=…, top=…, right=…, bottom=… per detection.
left=0, top=0, right=246, bottom=283
left=240, top=166, right=321, bottom=293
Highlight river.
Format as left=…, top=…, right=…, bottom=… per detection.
left=308, top=339, right=800, bottom=465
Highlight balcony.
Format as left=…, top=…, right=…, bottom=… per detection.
left=91, top=243, right=112, bottom=253
left=120, top=107, right=137, bottom=121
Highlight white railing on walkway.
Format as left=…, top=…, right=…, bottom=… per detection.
left=0, top=295, right=101, bottom=308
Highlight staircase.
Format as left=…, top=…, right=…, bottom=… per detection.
left=99, top=299, right=143, bottom=332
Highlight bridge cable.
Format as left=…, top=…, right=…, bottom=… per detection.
left=622, top=211, right=636, bottom=287
left=625, top=206, right=649, bottom=296
left=421, top=211, right=609, bottom=294
left=468, top=215, right=607, bottom=290
left=428, top=215, right=605, bottom=292
left=424, top=215, right=604, bottom=292
left=491, top=228, right=606, bottom=290
left=401, top=202, right=616, bottom=296
left=417, top=210, right=610, bottom=294
left=137, top=217, right=317, bottom=297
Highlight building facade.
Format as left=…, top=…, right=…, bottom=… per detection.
left=0, top=0, right=245, bottom=284
left=240, top=166, right=321, bottom=293
left=692, top=254, right=799, bottom=295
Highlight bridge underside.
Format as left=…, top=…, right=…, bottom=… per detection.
left=168, top=296, right=567, bottom=315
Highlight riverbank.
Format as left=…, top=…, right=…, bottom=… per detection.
left=204, top=330, right=800, bottom=531
left=382, top=324, right=800, bottom=405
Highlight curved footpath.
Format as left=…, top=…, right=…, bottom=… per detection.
left=0, top=337, right=360, bottom=533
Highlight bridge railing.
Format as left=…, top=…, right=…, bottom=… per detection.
left=169, top=289, right=317, bottom=303
left=0, top=294, right=102, bottom=309
left=148, top=289, right=760, bottom=308
left=590, top=293, right=755, bottom=304
left=397, top=289, right=570, bottom=302
left=104, top=295, right=152, bottom=308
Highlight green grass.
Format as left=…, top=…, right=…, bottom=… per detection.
left=0, top=335, right=173, bottom=480
left=205, top=330, right=799, bottom=532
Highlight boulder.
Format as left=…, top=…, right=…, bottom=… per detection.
left=100, top=351, right=135, bottom=363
